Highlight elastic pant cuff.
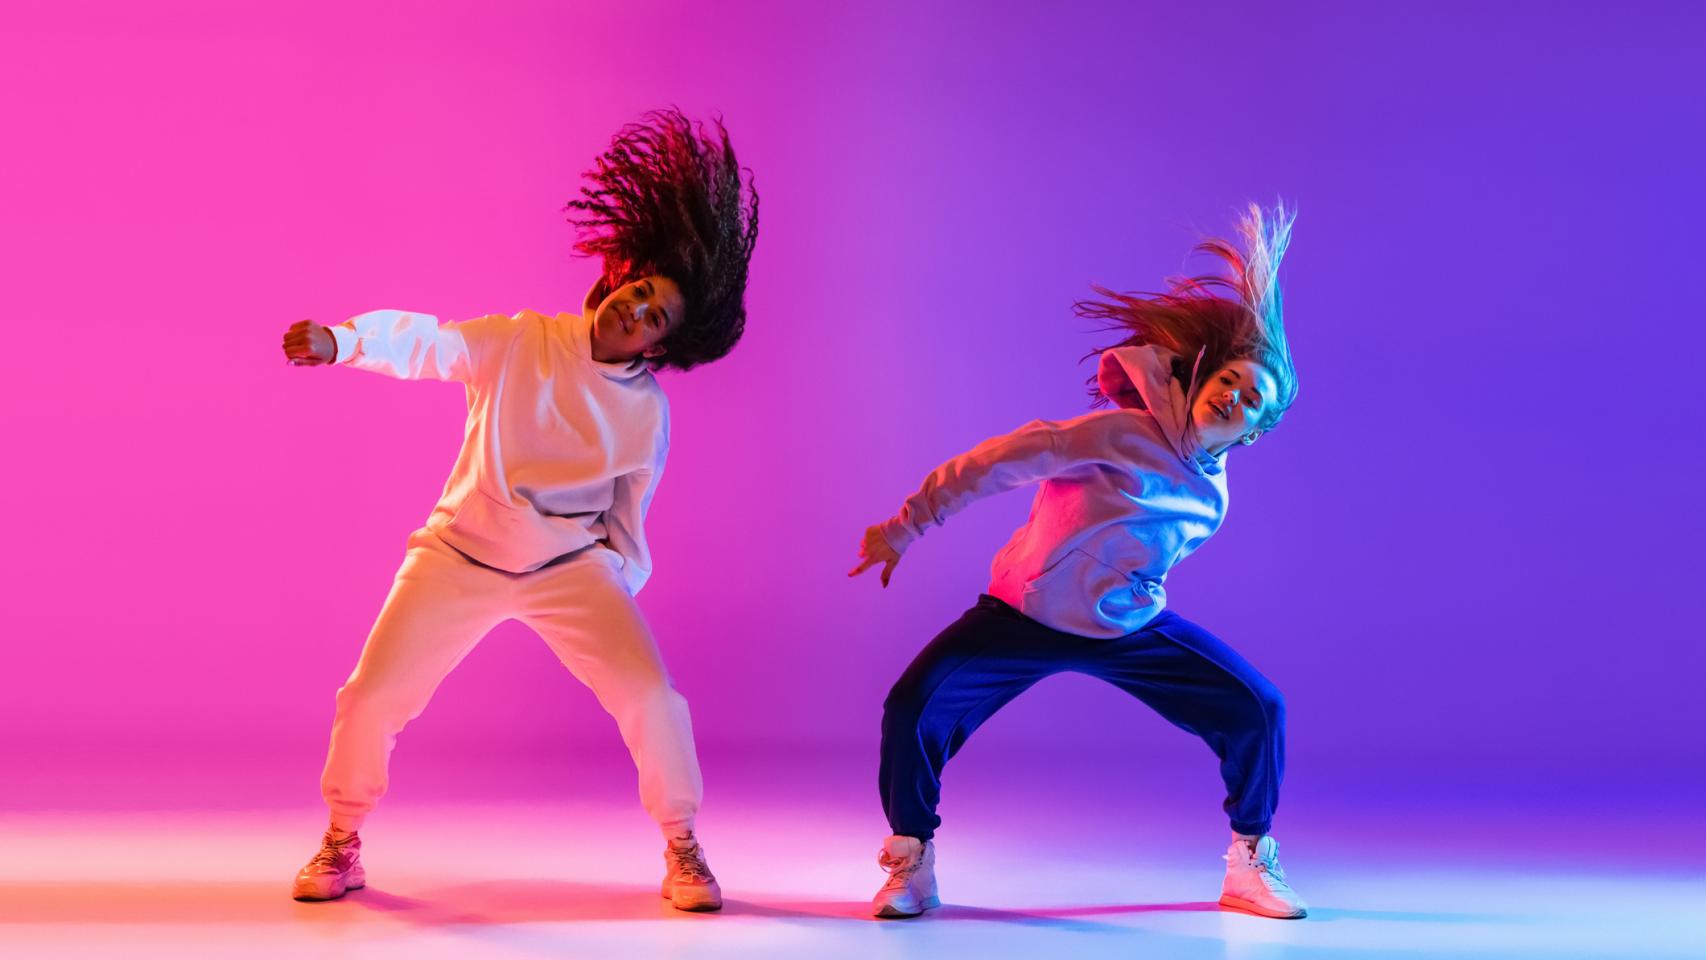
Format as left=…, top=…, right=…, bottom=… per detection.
left=329, top=814, right=365, bottom=833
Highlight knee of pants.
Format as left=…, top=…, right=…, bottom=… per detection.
left=654, top=682, right=690, bottom=718
left=609, top=677, right=690, bottom=724
left=1246, top=678, right=1286, bottom=737
left=334, top=676, right=431, bottom=733
left=881, top=676, right=930, bottom=737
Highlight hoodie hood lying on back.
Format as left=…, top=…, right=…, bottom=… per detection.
left=1095, top=344, right=1223, bottom=477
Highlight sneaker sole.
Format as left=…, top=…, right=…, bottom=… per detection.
left=874, top=895, right=939, bottom=919
left=292, top=870, right=366, bottom=903
left=292, top=880, right=364, bottom=902
left=1218, top=893, right=1306, bottom=919
left=661, top=883, right=723, bottom=912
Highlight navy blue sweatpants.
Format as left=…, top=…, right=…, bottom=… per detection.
left=879, top=595, right=1286, bottom=839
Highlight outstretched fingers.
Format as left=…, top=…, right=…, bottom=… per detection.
left=849, top=525, right=901, bottom=588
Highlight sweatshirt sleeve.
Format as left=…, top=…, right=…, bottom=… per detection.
left=329, top=310, right=505, bottom=382
left=604, top=403, right=669, bottom=595
left=878, top=416, right=1087, bottom=554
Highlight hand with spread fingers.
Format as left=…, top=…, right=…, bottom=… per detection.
left=282, top=320, right=337, bottom=367
left=848, top=524, right=902, bottom=588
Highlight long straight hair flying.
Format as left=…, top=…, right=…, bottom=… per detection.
left=1080, top=203, right=1298, bottom=429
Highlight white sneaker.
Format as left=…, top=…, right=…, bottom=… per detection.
left=872, top=835, right=938, bottom=918
left=661, top=835, right=723, bottom=912
left=1219, top=836, right=1307, bottom=918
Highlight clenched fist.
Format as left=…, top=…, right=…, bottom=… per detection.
left=281, top=320, right=337, bottom=366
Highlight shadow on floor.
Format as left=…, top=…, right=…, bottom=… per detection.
left=352, top=880, right=843, bottom=924
left=0, top=880, right=1243, bottom=933
left=356, top=884, right=1217, bottom=927
left=1303, top=906, right=1515, bottom=924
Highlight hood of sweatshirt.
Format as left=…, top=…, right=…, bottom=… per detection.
left=574, top=280, right=652, bottom=383
left=1095, top=344, right=1224, bottom=477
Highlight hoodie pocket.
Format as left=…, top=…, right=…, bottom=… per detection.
left=438, top=488, right=580, bottom=573
left=1019, top=549, right=1149, bottom=633
left=448, top=488, right=524, bottom=537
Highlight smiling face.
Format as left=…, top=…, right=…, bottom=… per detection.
left=1191, top=359, right=1281, bottom=454
left=588, top=275, right=686, bottom=364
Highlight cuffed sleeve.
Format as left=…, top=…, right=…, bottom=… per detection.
left=328, top=323, right=358, bottom=364
left=333, top=310, right=506, bottom=382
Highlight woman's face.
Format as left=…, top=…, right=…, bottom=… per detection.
left=589, top=275, right=685, bottom=363
left=1191, top=359, right=1280, bottom=454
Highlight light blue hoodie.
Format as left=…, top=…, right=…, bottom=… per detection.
left=877, top=344, right=1229, bottom=638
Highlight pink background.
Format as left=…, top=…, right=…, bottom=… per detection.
left=3, top=1, right=1699, bottom=814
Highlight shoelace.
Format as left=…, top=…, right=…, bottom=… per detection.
left=668, top=843, right=712, bottom=882
left=877, top=851, right=921, bottom=890
left=1224, top=847, right=1291, bottom=889
left=309, top=833, right=357, bottom=869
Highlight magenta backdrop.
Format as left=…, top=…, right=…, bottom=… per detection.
left=3, top=1, right=1700, bottom=809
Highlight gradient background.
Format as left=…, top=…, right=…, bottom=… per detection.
left=2, top=0, right=1699, bottom=832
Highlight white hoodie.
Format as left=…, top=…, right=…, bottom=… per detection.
left=328, top=289, right=667, bottom=591
left=878, top=345, right=1229, bottom=638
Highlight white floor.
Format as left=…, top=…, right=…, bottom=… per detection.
left=3, top=797, right=1699, bottom=960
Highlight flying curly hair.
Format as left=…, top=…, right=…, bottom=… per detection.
left=565, top=109, right=759, bottom=371
left=1079, top=202, right=1298, bottom=430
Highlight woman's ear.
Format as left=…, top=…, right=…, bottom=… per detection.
left=641, top=343, right=669, bottom=360
left=1240, top=430, right=1263, bottom=446
left=584, top=276, right=610, bottom=314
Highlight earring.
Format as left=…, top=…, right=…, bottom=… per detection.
left=1240, top=435, right=1257, bottom=446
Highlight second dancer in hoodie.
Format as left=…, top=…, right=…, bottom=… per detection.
left=850, top=204, right=1308, bottom=920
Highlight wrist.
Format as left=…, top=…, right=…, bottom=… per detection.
left=877, top=518, right=914, bottom=556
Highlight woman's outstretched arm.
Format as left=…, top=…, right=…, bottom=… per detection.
left=281, top=310, right=506, bottom=382
left=850, top=412, right=1123, bottom=586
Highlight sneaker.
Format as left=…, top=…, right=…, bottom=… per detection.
left=1219, top=836, right=1307, bottom=918
left=292, top=827, right=365, bottom=902
left=661, top=835, right=723, bottom=912
left=872, top=835, right=938, bottom=918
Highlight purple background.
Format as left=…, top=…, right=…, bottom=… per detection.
left=2, top=1, right=1699, bottom=811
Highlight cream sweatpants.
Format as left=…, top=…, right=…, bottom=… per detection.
left=319, top=529, right=702, bottom=834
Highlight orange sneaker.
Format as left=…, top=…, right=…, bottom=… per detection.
left=660, top=835, right=723, bottom=912
left=291, top=827, right=365, bottom=902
